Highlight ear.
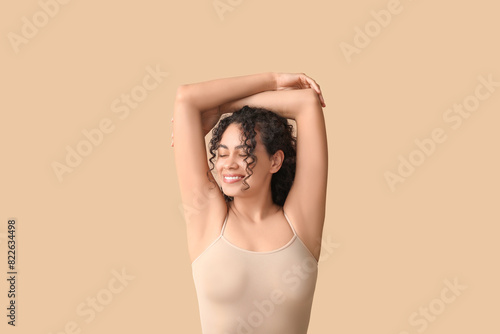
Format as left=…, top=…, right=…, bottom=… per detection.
left=269, top=150, right=284, bottom=174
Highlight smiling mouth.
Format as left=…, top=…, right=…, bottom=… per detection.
left=223, top=175, right=245, bottom=183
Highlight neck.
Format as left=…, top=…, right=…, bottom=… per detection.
left=229, top=190, right=280, bottom=224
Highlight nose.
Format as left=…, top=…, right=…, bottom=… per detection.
left=222, top=154, right=239, bottom=170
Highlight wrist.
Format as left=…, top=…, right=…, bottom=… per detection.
left=268, top=72, right=278, bottom=91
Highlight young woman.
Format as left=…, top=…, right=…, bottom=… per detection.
left=172, top=72, right=328, bottom=334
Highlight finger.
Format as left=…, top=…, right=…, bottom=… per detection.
left=319, top=94, right=326, bottom=107
left=304, top=76, right=321, bottom=94
left=310, top=79, right=321, bottom=96
left=301, top=75, right=313, bottom=89
left=305, top=77, right=326, bottom=107
left=316, top=86, right=325, bottom=106
left=298, top=75, right=325, bottom=106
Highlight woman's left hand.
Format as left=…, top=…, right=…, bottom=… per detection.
left=274, top=73, right=326, bottom=107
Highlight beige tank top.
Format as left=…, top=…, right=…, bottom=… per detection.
left=191, top=209, right=318, bottom=334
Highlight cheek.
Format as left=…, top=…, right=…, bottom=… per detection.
left=215, top=159, right=222, bottom=170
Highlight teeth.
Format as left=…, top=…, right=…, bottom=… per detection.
left=225, top=176, right=243, bottom=180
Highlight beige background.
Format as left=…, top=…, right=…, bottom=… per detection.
left=1, top=0, right=499, bottom=333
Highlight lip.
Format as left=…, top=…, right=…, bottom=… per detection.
left=222, top=174, right=245, bottom=184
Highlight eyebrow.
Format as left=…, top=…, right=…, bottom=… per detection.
left=218, top=144, right=246, bottom=150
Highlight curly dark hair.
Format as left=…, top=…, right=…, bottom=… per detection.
left=207, top=105, right=297, bottom=207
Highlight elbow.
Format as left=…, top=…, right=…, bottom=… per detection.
left=304, top=88, right=322, bottom=107
left=294, top=88, right=323, bottom=114
left=175, top=84, right=193, bottom=105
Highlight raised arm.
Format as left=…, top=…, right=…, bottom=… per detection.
left=218, top=84, right=328, bottom=259
left=175, top=72, right=276, bottom=117
left=173, top=72, right=277, bottom=226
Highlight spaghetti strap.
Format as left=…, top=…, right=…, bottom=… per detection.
left=283, top=210, right=297, bottom=236
left=220, top=212, right=229, bottom=237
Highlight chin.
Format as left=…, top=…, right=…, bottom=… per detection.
left=221, top=185, right=248, bottom=199
left=221, top=188, right=239, bottom=198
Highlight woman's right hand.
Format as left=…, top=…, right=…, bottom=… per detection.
left=274, top=73, right=326, bottom=107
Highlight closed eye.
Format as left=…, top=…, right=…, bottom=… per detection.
left=218, top=154, right=248, bottom=158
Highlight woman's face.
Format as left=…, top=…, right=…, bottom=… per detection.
left=215, top=123, right=280, bottom=199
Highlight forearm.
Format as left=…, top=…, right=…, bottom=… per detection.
left=219, top=88, right=322, bottom=120
left=176, top=72, right=276, bottom=112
